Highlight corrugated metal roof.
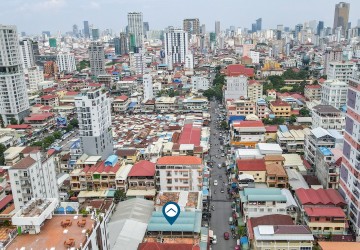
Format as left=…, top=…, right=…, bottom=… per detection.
left=247, top=194, right=287, bottom=202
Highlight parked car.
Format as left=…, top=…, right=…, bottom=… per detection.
left=214, top=180, right=218, bottom=186
left=224, top=232, right=230, bottom=240
left=211, top=235, right=217, bottom=244
left=220, top=188, right=224, bottom=193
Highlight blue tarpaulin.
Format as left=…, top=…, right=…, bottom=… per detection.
left=228, top=116, right=246, bottom=124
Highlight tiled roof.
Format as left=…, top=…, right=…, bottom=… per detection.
left=273, top=225, right=312, bottom=234
left=6, top=124, right=31, bottom=129
left=116, top=149, right=137, bottom=157
left=305, top=85, right=321, bottom=89
left=264, top=155, right=285, bottom=161
left=271, top=100, right=290, bottom=107
left=237, top=158, right=266, bottom=171
left=266, top=163, right=286, bottom=176
left=225, top=64, right=254, bottom=77
left=21, top=146, right=41, bottom=154
left=304, top=207, right=345, bottom=217
left=115, top=95, right=128, bottom=101
left=247, top=214, right=293, bottom=239
left=295, top=188, right=346, bottom=206
left=12, top=156, right=36, bottom=169
left=82, top=161, right=121, bottom=174
left=265, top=125, right=278, bottom=132
left=128, top=160, right=155, bottom=177
left=41, top=94, right=57, bottom=100
left=178, top=124, right=201, bottom=146
left=157, top=156, right=202, bottom=165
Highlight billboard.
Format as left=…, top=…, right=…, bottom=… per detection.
left=56, top=116, right=67, bottom=127
left=160, top=50, right=165, bottom=58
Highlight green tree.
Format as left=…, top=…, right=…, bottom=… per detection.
left=114, top=190, right=126, bottom=203
left=9, top=118, right=18, bottom=125
left=78, top=60, right=90, bottom=71
left=69, top=118, right=79, bottom=128
left=66, top=124, right=74, bottom=132
left=53, top=131, right=62, bottom=140
left=31, top=141, right=43, bottom=147
left=299, top=108, right=311, bottom=117
left=220, top=121, right=228, bottom=130
left=0, top=144, right=6, bottom=165
left=289, top=115, right=297, bottom=125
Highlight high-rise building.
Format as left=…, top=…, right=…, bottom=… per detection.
left=143, top=74, right=153, bottom=101
left=88, top=42, right=106, bottom=77
left=75, top=87, right=113, bottom=160
left=127, top=12, right=144, bottom=47
left=119, top=32, right=128, bottom=55
left=201, top=24, right=206, bottom=35
left=327, top=61, right=355, bottom=83
left=324, top=47, right=343, bottom=75
left=294, top=24, right=303, bottom=39
left=339, top=74, right=360, bottom=240
left=215, top=21, right=220, bottom=36
left=56, top=52, right=76, bottom=73
left=317, top=21, right=324, bottom=35
left=130, top=50, right=145, bottom=75
left=164, top=27, right=188, bottom=65
left=183, top=18, right=200, bottom=36
left=83, top=21, right=90, bottom=38
left=143, top=21, right=149, bottom=38
left=19, top=38, right=35, bottom=70
left=251, top=23, right=257, bottom=33
left=0, top=25, right=30, bottom=125
left=92, top=28, right=100, bottom=40
left=256, top=18, right=262, bottom=31
left=333, top=2, right=350, bottom=35
left=49, top=37, right=57, bottom=48
left=321, top=79, right=348, bottom=108
left=185, top=54, right=194, bottom=70
left=72, top=24, right=79, bottom=37
left=113, top=37, right=121, bottom=55
left=8, top=146, right=59, bottom=211
left=224, top=75, right=248, bottom=100
left=27, top=66, right=44, bottom=92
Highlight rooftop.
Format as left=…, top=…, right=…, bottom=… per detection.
left=304, top=207, right=346, bottom=217
left=12, top=156, right=36, bottom=169
left=157, top=156, right=202, bottom=165
left=237, top=158, right=266, bottom=171
left=128, top=160, right=155, bottom=177
left=312, top=105, right=341, bottom=114
left=318, top=242, right=360, bottom=250
left=295, top=188, right=346, bottom=206
left=9, top=215, right=94, bottom=250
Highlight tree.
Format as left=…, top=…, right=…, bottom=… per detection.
left=299, top=108, right=311, bottom=117
left=31, top=141, right=43, bottom=147
left=66, top=124, right=74, bottom=132
left=10, top=118, right=18, bottom=125
left=289, top=115, right=297, bottom=125
left=53, top=131, right=62, bottom=140
left=114, top=190, right=126, bottom=203
left=220, top=121, right=228, bottom=130
left=0, top=144, right=6, bottom=165
left=69, top=118, right=79, bottom=128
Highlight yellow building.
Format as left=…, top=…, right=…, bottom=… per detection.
left=237, top=158, right=266, bottom=183
left=270, top=100, right=291, bottom=118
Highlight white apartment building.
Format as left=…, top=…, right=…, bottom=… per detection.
left=182, top=97, right=208, bottom=112
left=56, top=52, right=76, bottom=73
left=7, top=147, right=59, bottom=211
left=0, top=25, right=30, bottom=125
left=127, top=12, right=144, bottom=47
left=321, top=79, right=348, bottom=109
left=324, top=47, right=342, bottom=76
left=88, top=42, right=106, bottom=77
left=130, top=50, right=145, bottom=75
left=75, top=87, right=113, bottom=159
left=249, top=50, right=260, bottom=64
left=143, top=74, right=153, bottom=101
left=19, top=38, right=35, bottom=70
left=185, top=53, right=194, bottom=69
left=155, top=97, right=177, bottom=113
left=191, top=76, right=210, bottom=91
left=247, top=80, right=263, bottom=102
left=164, top=28, right=189, bottom=65
left=327, top=61, right=355, bottom=83
left=27, top=66, right=44, bottom=92
left=311, top=105, right=345, bottom=132
left=156, top=156, right=203, bottom=191
left=224, top=75, right=248, bottom=100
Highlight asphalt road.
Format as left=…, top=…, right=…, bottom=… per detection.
left=209, top=101, right=236, bottom=250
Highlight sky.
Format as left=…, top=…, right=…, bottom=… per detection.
left=1, top=0, right=360, bottom=35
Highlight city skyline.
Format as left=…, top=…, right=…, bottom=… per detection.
left=1, top=0, right=359, bottom=35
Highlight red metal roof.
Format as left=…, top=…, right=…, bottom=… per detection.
left=305, top=85, right=321, bottom=89
left=304, top=207, right=345, bottom=217
left=157, top=156, right=202, bottom=165
left=237, top=158, right=266, bottom=171
left=178, top=124, right=201, bottom=146
left=233, top=120, right=264, bottom=128
left=83, top=161, right=121, bottom=174
left=265, top=125, right=278, bottom=132
left=25, top=113, right=54, bottom=121
left=41, top=94, right=57, bottom=100
left=115, top=95, right=128, bottom=101
left=224, top=64, right=254, bottom=77
left=128, top=160, right=155, bottom=177
left=271, top=100, right=291, bottom=107
left=295, top=188, right=346, bottom=206
left=0, top=195, right=13, bottom=211
left=6, top=124, right=31, bottom=129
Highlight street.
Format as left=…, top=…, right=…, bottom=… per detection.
left=209, top=100, right=236, bottom=250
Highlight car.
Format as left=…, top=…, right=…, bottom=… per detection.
left=220, top=188, right=224, bottom=193
left=211, top=235, right=217, bottom=244
left=214, top=180, right=218, bottom=186
left=224, top=232, right=230, bottom=240
left=221, top=153, right=225, bottom=157
left=217, top=164, right=222, bottom=168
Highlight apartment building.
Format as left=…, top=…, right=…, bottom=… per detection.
left=182, top=97, right=208, bottom=112
left=338, top=74, right=360, bottom=240
left=304, top=127, right=337, bottom=167
left=253, top=225, right=314, bottom=250
left=112, top=95, right=129, bottom=113
left=303, top=207, right=347, bottom=236
left=269, top=100, right=291, bottom=119
left=315, top=147, right=341, bottom=189
left=304, top=84, right=322, bottom=101
left=276, top=125, right=310, bottom=153
left=237, top=158, right=267, bottom=183
left=266, top=163, right=288, bottom=188
left=321, top=79, right=348, bottom=109
left=256, top=98, right=268, bottom=119
left=156, top=156, right=203, bottom=192
left=27, top=66, right=44, bottom=92
left=224, top=75, right=248, bottom=100
left=226, top=99, right=256, bottom=118
left=155, top=97, right=177, bottom=113
left=7, top=147, right=59, bottom=211
left=311, top=105, right=345, bottom=131
left=247, top=80, right=263, bottom=102
left=56, top=52, right=76, bottom=73
left=126, top=160, right=156, bottom=199
left=239, top=188, right=299, bottom=222
left=230, top=120, right=266, bottom=147
left=191, top=76, right=210, bottom=91
left=327, top=61, right=355, bottom=83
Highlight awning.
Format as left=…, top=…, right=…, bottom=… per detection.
left=0, top=195, right=13, bottom=210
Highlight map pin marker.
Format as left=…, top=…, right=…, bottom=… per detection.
left=162, top=201, right=180, bottom=225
